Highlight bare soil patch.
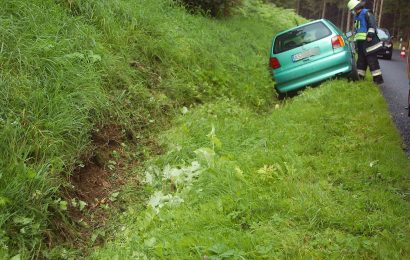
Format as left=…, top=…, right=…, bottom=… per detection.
left=70, top=124, right=126, bottom=207
left=46, top=124, right=137, bottom=250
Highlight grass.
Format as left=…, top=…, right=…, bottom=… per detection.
left=1, top=0, right=409, bottom=258
left=91, top=80, right=410, bottom=259
left=0, top=0, right=302, bottom=257
left=0, top=1, right=110, bottom=257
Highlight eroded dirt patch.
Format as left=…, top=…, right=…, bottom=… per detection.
left=47, top=124, right=137, bottom=250
left=70, top=124, right=126, bottom=207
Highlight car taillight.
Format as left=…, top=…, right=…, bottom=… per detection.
left=331, top=35, right=345, bottom=49
left=270, top=57, right=281, bottom=69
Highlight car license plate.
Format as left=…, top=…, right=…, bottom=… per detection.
left=292, top=47, right=320, bottom=62
left=386, top=51, right=390, bottom=54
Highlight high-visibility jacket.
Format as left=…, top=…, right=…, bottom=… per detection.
left=354, top=8, right=370, bottom=41
left=353, top=9, right=382, bottom=54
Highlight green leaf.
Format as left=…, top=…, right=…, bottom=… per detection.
left=234, top=166, right=246, bottom=182
left=64, top=52, right=85, bottom=60
left=79, top=200, right=87, bottom=211
left=112, top=150, right=120, bottom=159
left=211, top=136, right=222, bottom=148
left=144, top=237, right=157, bottom=248
left=91, top=233, right=98, bottom=244
left=13, top=216, right=33, bottom=225
left=71, top=198, right=78, bottom=207
left=10, top=254, right=20, bottom=260
left=88, top=51, right=102, bottom=63
left=194, top=147, right=215, bottom=167
left=59, top=200, right=68, bottom=211
left=27, top=168, right=36, bottom=179
left=100, top=204, right=110, bottom=210
left=0, top=196, right=9, bottom=207
left=109, top=192, right=120, bottom=202
left=108, top=160, right=117, bottom=165
left=181, top=106, right=189, bottom=114
left=209, top=243, right=229, bottom=254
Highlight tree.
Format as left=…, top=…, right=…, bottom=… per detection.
left=380, top=0, right=410, bottom=39
left=265, top=0, right=409, bottom=39
left=378, top=0, right=384, bottom=27
left=295, top=0, right=301, bottom=15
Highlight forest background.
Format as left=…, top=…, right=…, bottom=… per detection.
left=269, top=0, right=410, bottom=41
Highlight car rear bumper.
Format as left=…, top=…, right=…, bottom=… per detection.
left=377, top=46, right=393, bottom=57
left=273, top=51, right=353, bottom=93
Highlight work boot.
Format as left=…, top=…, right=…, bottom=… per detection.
left=373, top=75, right=384, bottom=85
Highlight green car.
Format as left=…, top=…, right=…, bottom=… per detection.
left=270, top=19, right=358, bottom=97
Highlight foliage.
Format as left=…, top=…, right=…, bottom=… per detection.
left=266, top=0, right=410, bottom=38
left=238, top=0, right=306, bottom=25
left=179, top=0, right=243, bottom=17
left=91, top=80, right=410, bottom=258
left=382, top=0, right=410, bottom=38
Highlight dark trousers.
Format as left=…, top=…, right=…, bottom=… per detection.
left=356, top=40, right=383, bottom=83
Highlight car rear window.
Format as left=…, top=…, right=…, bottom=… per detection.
left=273, top=22, right=331, bottom=54
left=377, top=29, right=389, bottom=40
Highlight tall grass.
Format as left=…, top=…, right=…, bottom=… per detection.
left=0, top=1, right=110, bottom=257
left=0, top=0, right=300, bottom=257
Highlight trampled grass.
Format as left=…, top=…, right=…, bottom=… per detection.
left=91, top=81, right=410, bottom=258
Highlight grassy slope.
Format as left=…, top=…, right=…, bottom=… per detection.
left=0, top=0, right=302, bottom=257
left=0, top=1, right=109, bottom=257
left=1, top=0, right=409, bottom=258
left=85, top=2, right=410, bottom=259
left=93, top=81, right=410, bottom=259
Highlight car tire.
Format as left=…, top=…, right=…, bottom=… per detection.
left=386, top=54, right=392, bottom=60
left=278, top=92, right=287, bottom=100
left=348, top=56, right=359, bottom=81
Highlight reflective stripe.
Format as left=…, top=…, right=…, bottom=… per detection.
left=368, top=28, right=375, bottom=33
left=366, top=41, right=383, bottom=53
left=357, top=69, right=366, bottom=76
left=371, top=69, right=382, bottom=76
left=354, top=32, right=367, bottom=41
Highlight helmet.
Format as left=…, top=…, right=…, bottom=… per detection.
left=347, top=0, right=361, bottom=10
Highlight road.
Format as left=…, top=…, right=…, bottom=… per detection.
left=378, top=50, right=410, bottom=157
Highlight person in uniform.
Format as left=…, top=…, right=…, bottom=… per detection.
left=348, top=0, right=384, bottom=84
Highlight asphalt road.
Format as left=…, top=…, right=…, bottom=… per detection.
left=378, top=50, right=410, bottom=157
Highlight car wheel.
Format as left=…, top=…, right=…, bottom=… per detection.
left=348, top=56, right=359, bottom=81
left=278, top=92, right=287, bottom=100
left=386, top=54, right=392, bottom=60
